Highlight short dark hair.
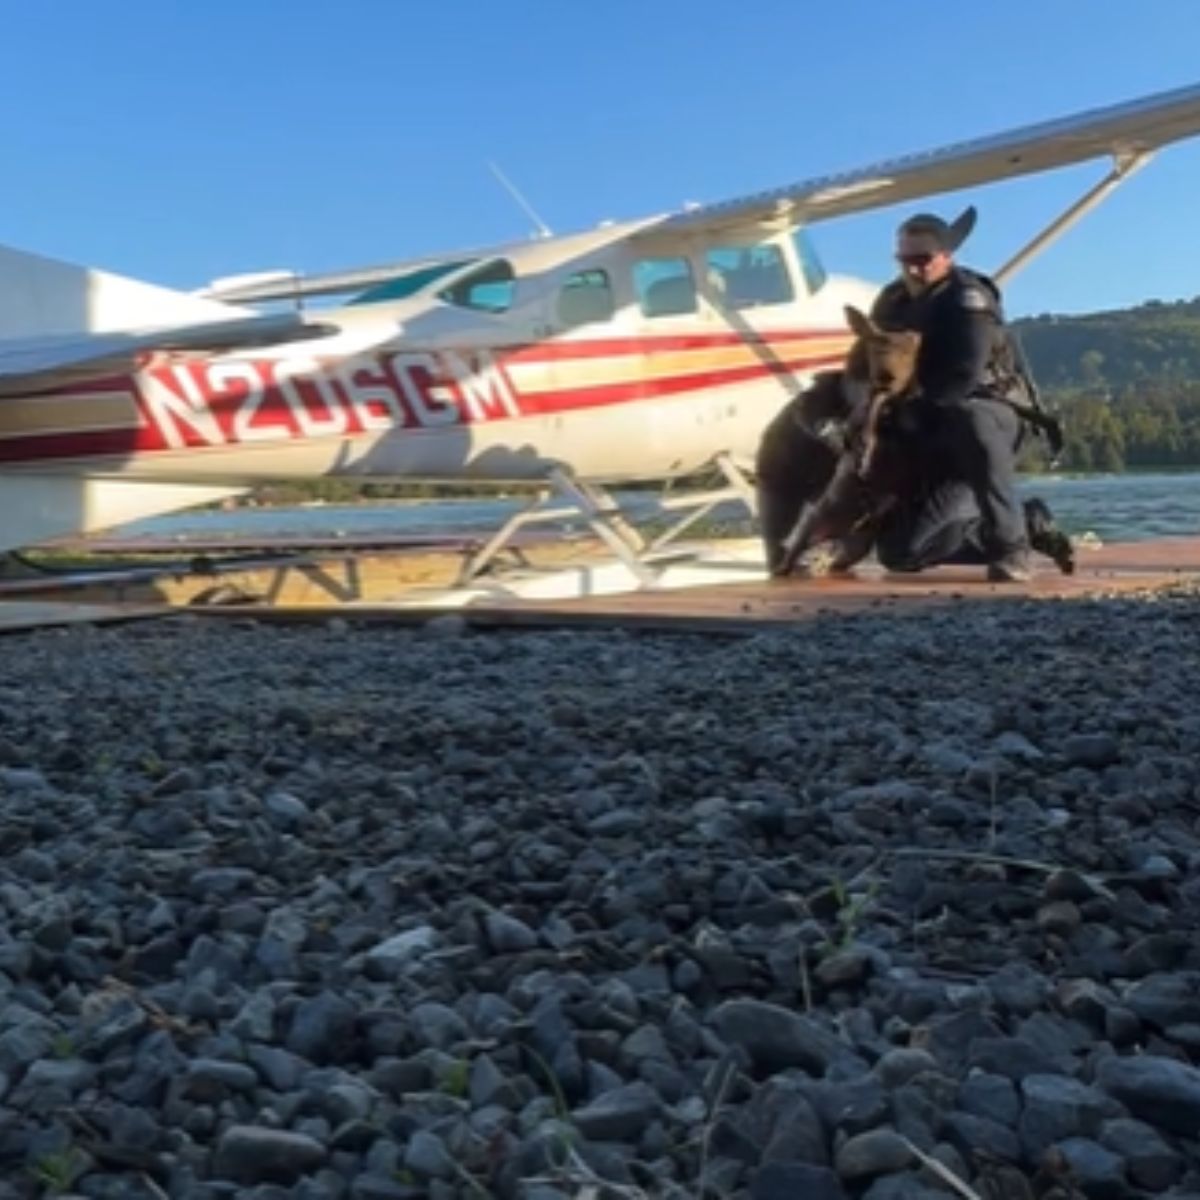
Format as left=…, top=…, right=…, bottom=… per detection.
left=898, top=213, right=954, bottom=251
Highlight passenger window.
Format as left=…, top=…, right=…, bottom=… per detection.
left=557, top=269, right=615, bottom=329
left=634, top=257, right=697, bottom=318
left=438, top=259, right=516, bottom=313
left=792, top=228, right=828, bottom=294
left=705, top=244, right=794, bottom=308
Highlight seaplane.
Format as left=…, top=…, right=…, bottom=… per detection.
left=2, top=81, right=1200, bottom=604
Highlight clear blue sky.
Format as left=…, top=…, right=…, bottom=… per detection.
left=0, top=1, right=1197, bottom=317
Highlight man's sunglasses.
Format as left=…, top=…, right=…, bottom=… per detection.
left=896, top=252, right=938, bottom=268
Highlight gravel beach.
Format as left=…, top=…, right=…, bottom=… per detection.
left=2, top=587, right=1200, bottom=1199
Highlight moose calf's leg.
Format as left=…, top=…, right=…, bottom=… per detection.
left=779, top=454, right=871, bottom=574
left=756, top=404, right=836, bottom=575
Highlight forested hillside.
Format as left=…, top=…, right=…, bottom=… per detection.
left=1015, top=296, right=1200, bottom=471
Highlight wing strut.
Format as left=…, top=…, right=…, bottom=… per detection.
left=994, top=151, right=1153, bottom=285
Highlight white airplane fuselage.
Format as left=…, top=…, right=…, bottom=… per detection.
left=0, top=222, right=878, bottom=550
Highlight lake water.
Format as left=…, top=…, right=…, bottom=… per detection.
left=116, top=471, right=1200, bottom=546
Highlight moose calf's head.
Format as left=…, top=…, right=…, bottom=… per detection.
left=845, top=306, right=922, bottom=398
left=844, top=306, right=923, bottom=485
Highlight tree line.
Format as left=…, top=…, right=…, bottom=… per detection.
left=1015, top=296, right=1200, bottom=472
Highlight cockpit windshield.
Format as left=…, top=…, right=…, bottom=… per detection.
left=438, top=260, right=516, bottom=313
left=792, top=228, right=828, bottom=294
left=349, top=260, right=474, bottom=306
left=348, top=257, right=518, bottom=312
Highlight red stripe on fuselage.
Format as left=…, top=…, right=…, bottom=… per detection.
left=513, top=353, right=846, bottom=414
left=501, top=329, right=849, bottom=364
left=0, top=332, right=852, bottom=465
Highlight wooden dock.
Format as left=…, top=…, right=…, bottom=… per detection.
left=0, top=537, right=1197, bottom=637
left=178, top=537, right=1200, bottom=636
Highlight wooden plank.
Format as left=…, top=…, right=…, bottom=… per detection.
left=0, top=601, right=169, bottom=633
left=190, top=538, right=1200, bottom=635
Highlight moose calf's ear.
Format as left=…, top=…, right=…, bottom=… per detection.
left=844, top=306, right=874, bottom=338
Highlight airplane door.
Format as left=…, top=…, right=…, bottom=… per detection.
left=694, top=240, right=816, bottom=437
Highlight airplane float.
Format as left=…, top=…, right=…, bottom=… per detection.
left=1, top=81, right=1199, bottom=599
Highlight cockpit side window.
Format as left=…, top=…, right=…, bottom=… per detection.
left=792, top=228, right=828, bottom=294
left=557, top=269, right=615, bottom=329
left=349, top=259, right=474, bottom=306
left=634, top=257, right=697, bottom=318
left=705, top=244, right=795, bottom=309
left=438, top=260, right=516, bottom=313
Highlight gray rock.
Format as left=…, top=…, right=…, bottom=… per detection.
left=1018, top=1073, right=1110, bottom=1158
left=1056, top=978, right=1113, bottom=1026
left=403, top=1130, right=453, bottom=1179
left=0, top=1024, right=52, bottom=1074
left=991, top=732, right=1044, bottom=761
left=108, top=1104, right=162, bottom=1152
left=860, top=1176, right=946, bottom=1200
left=1100, top=1117, right=1184, bottom=1191
left=957, top=1073, right=1020, bottom=1127
left=1104, top=1006, right=1142, bottom=1046
left=1043, top=868, right=1103, bottom=903
left=246, top=1043, right=307, bottom=1092
left=588, top=809, right=642, bottom=837
left=469, top=1053, right=517, bottom=1109
left=265, top=791, right=311, bottom=828
left=1037, top=901, right=1082, bottom=937
left=213, top=1126, right=328, bottom=1184
left=410, top=1001, right=469, bottom=1050
left=923, top=1010, right=1001, bottom=1072
left=966, top=1035, right=1065, bottom=1080
left=803, top=1075, right=889, bottom=1138
left=286, top=992, right=357, bottom=1065
left=710, top=1000, right=856, bottom=1075
left=364, top=926, right=438, bottom=979
left=985, top=962, right=1053, bottom=1016
left=231, top=992, right=277, bottom=1042
left=835, top=1129, right=913, bottom=1179
left=349, top=1178, right=413, bottom=1199
left=816, top=946, right=875, bottom=988
left=571, top=1081, right=661, bottom=1141
left=180, top=1057, right=259, bottom=1102
left=1056, top=1137, right=1128, bottom=1199
left=920, top=742, right=974, bottom=774
left=483, top=911, right=538, bottom=954
left=190, top=867, right=258, bottom=898
left=1124, top=934, right=1188, bottom=977
left=184, top=934, right=243, bottom=987
left=1096, top=1054, right=1200, bottom=1136
left=736, top=1081, right=827, bottom=1166
left=11, top=1058, right=94, bottom=1101
left=1064, top=733, right=1120, bottom=768
left=751, top=1163, right=847, bottom=1200
left=1124, top=974, right=1200, bottom=1029
left=939, top=1112, right=1020, bottom=1163
left=876, top=1049, right=939, bottom=1090
left=113, top=1029, right=187, bottom=1106
left=322, top=1080, right=376, bottom=1126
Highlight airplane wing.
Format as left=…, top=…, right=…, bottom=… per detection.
left=650, top=80, right=1200, bottom=236
left=195, top=255, right=487, bottom=306
left=0, top=311, right=339, bottom=397
left=188, top=80, right=1200, bottom=306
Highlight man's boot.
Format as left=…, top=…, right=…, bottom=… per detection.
left=1024, top=497, right=1074, bottom=575
left=987, top=551, right=1032, bottom=583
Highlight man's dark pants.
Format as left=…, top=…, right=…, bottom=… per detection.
left=876, top=397, right=1025, bottom=572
